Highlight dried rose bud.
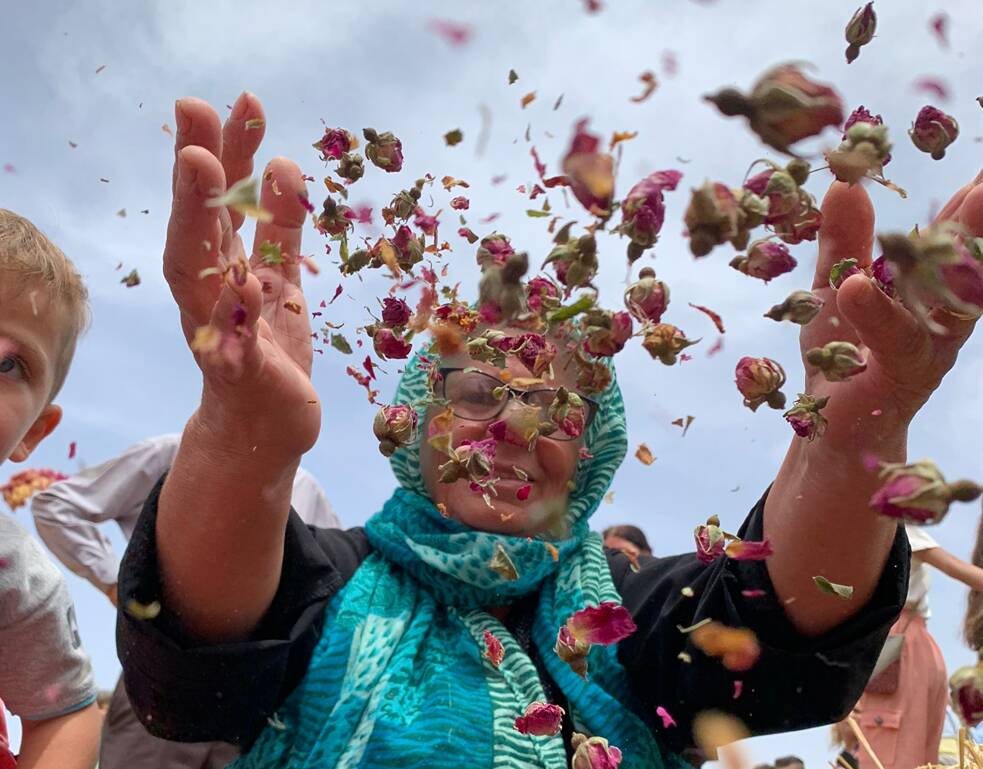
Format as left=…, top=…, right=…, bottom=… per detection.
left=479, top=252, right=530, bottom=324
left=526, top=275, right=561, bottom=315
left=735, top=356, right=787, bottom=412
left=369, top=326, right=413, bottom=360
left=745, top=167, right=799, bottom=223
left=390, top=226, right=426, bottom=271
left=381, top=297, right=412, bottom=328
left=513, top=702, right=565, bottom=736
left=624, top=267, right=670, bottom=323
left=571, top=733, right=624, bottom=769
left=642, top=324, right=699, bottom=366
left=313, top=127, right=357, bottom=161
left=694, top=515, right=726, bottom=564
left=950, top=659, right=983, bottom=727
left=482, top=630, right=505, bottom=667
left=458, top=226, right=479, bottom=244
left=336, top=152, right=364, bottom=183
left=773, top=197, right=822, bottom=245
left=684, top=181, right=741, bottom=257
left=566, top=602, right=637, bottom=646
left=842, top=106, right=892, bottom=164
left=554, top=625, right=590, bottom=678
left=340, top=247, right=372, bottom=276
left=617, top=169, right=683, bottom=252
left=705, top=64, right=845, bottom=154
left=316, top=196, right=355, bottom=237
left=829, top=258, right=862, bottom=289
left=805, top=341, right=867, bottom=382
left=385, top=179, right=425, bottom=222
left=764, top=290, right=824, bottom=324
left=828, top=115, right=893, bottom=185
left=438, top=437, right=497, bottom=484
left=372, top=405, right=418, bottom=457
left=492, top=332, right=556, bottom=377
left=582, top=309, right=634, bottom=357
left=870, top=459, right=981, bottom=525
left=449, top=195, right=469, bottom=210
left=476, top=233, right=516, bottom=269
left=730, top=240, right=797, bottom=283
left=561, top=119, right=615, bottom=218
left=362, top=127, right=404, bottom=172
left=573, top=352, right=613, bottom=394
left=487, top=401, right=553, bottom=451
left=870, top=255, right=896, bottom=297
left=544, top=233, right=598, bottom=289
left=909, top=106, right=959, bottom=160
left=783, top=393, right=830, bottom=441
left=548, top=387, right=589, bottom=438
left=844, top=3, right=877, bottom=63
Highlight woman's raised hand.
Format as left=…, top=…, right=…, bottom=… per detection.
left=163, top=94, right=320, bottom=460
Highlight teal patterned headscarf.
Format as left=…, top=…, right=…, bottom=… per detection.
left=232, top=351, right=685, bottom=769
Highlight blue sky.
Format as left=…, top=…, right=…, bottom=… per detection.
left=3, top=0, right=983, bottom=763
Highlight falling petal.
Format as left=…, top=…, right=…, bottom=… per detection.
left=814, top=575, right=855, bottom=599
left=635, top=443, right=655, bottom=465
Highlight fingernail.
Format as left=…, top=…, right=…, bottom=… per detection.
left=175, top=99, right=191, bottom=134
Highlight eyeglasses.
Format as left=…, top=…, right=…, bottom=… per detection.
left=436, top=367, right=598, bottom=440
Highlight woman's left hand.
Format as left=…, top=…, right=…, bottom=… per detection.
left=764, top=172, right=983, bottom=636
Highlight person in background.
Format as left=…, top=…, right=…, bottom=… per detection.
left=773, top=755, right=805, bottom=769
left=0, top=209, right=101, bottom=768
left=854, top=523, right=983, bottom=769
left=32, top=433, right=340, bottom=769
left=602, top=523, right=652, bottom=558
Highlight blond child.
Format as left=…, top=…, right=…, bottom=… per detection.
left=0, top=209, right=100, bottom=769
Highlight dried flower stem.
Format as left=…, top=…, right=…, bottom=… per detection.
left=847, top=716, right=886, bottom=769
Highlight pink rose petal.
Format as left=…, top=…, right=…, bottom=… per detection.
left=567, top=602, right=637, bottom=646
left=513, top=701, right=565, bottom=736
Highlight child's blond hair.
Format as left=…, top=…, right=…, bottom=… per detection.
left=0, top=209, right=89, bottom=400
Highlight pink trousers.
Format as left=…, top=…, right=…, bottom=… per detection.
left=856, top=610, right=947, bottom=769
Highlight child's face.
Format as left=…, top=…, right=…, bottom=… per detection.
left=0, top=281, right=63, bottom=465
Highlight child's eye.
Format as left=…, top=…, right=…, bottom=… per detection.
left=0, top=355, right=27, bottom=382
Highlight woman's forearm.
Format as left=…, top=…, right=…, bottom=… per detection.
left=763, top=409, right=905, bottom=636
left=156, top=405, right=301, bottom=642
left=17, top=704, right=101, bottom=769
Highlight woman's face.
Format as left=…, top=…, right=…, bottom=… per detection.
left=420, top=351, right=585, bottom=536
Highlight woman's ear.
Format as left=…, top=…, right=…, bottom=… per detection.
left=10, top=404, right=62, bottom=463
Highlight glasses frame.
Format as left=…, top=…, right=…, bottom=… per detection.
left=436, top=366, right=599, bottom=440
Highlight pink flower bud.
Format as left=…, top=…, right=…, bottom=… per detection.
left=363, top=127, right=404, bottom=172
left=555, top=625, right=591, bottom=678
left=336, top=152, right=365, bottom=183
left=910, top=106, right=959, bottom=160
left=390, top=226, right=425, bottom=270
left=561, top=119, right=615, bottom=219
left=573, top=352, right=613, bottom=394
left=526, top=275, right=561, bottom=314
left=870, top=255, right=896, bottom=297
left=772, top=201, right=822, bottom=245
left=582, top=310, right=634, bottom=357
left=544, top=233, right=598, bottom=289
left=372, top=405, right=418, bottom=457
left=870, top=459, right=981, bottom=525
left=844, top=3, right=877, bottom=63
left=843, top=106, right=892, bottom=165
left=694, top=515, right=726, bottom=564
left=624, top=267, right=671, bottom=323
left=783, top=394, right=830, bottom=441
left=805, top=341, right=867, bottom=382
left=313, top=127, right=356, bottom=161
left=547, top=387, right=589, bottom=439
left=476, top=233, right=516, bottom=268
left=642, top=324, right=699, bottom=366
left=566, top=601, right=637, bottom=646
left=450, top=195, right=469, bottom=210
left=764, top=290, right=824, bottom=325
left=493, top=333, right=557, bottom=377
left=950, top=661, right=983, bottom=727
left=730, top=240, right=797, bottom=282
left=735, top=356, right=787, bottom=411
left=438, top=437, right=497, bottom=484
left=316, top=197, right=355, bottom=237
left=705, top=64, right=845, bottom=154
left=482, top=630, right=505, bottom=667
left=571, top=733, right=624, bottom=769
left=458, top=226, right=479, bottom=244
left=617, top=170, right=683, bottom=248
left=829, top=258, right=862, bottom=289
left=371, top=327, right=413, bottom=360
left=513, top=702, right=565, bottom=736
left=381, top=297, right=412, bottom=328
left=684, top=181, right=741, bottom=257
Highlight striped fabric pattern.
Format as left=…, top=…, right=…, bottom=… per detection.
left=231, top=350, right=686, bottom=769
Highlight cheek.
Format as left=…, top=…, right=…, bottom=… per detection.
left=536, top=438, right=580, bottom=493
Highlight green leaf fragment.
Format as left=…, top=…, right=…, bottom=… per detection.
left=330, top=334, right=353, bottom=355
left=548, top=294, right=595, bottom=323
left=508, top=69, right=518, bottom=85
left=444, top=128, right=464, bottom=146
left=813, top=575, right=854, bottom=600
left=259, top=240, right=284, bottom=265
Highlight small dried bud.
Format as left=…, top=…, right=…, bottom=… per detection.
left=783, top=394, right=830, bottom=441
left=844, top=3, right=877, bottom=63
left=581, top=309, right=634, bottom=357
left=313, top=128, right=357, bottom=161
left=624, top=268, right=671, bottom=323
left=642, top=324, right=699, bottom=366
left=544, top=233, right=599, bottom=289
left=316, top=196, right=355, bottom=237
left=805, top=341, right=867, bottom=381
left=548, top=387, right=589, bottom=439
left=730, top=240, right=797, bottom=282
left=684, top=181, right=741, bottom=257
left=829, top=258, right=862, bottom=289
left=372, top=405, right=418, bottom=457
left=950, top=660, right=983, bottom=728
left=764, top=290, right=824, bottom=324
left=570, top=733, right=624, bottom=769
left=909, top=106, right=959, bottom=160
left=694, top=515, right=726, bottom=564
left=381, top=297, right=412, bottom=328
left=785, top=158, right=812, bottom=186
left=369, top=326, right=413, bottom=360
left=735, top=356, right=787, bottom=411
left=476, top=233, right=516, bottom=269
left=617, top=170, right=683, bottom=250
left=871, top=459, right=981, bottom=525
left=363, top=128, right=404, bottom=172
left=336, top=152, right=365, bottom=183
left=525, top=275, right=561, bottom=315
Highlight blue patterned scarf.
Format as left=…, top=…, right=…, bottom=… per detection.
left=231, top=354, right=684, bottom=769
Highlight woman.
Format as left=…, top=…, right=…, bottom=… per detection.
left=117, top=94, right=982, bottom=768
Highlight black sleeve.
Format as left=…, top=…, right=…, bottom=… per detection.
left=611, top=491, right=909, bottom=755
left=116, top=475, right=371, bottom=749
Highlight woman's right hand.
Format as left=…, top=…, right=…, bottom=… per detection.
left=164, top=94, right=320, bottom=461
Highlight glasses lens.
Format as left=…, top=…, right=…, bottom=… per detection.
left=444, top=370, right=505, bottom=420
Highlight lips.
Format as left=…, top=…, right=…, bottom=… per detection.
left=493, top=464, right=536, bottom=483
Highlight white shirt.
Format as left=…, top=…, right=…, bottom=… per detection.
left=31, top=434, right=340, bottom=593
left=905, top=524, right=940, bottom=619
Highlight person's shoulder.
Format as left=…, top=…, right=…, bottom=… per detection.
left=0, top=513, right=67, bottom=616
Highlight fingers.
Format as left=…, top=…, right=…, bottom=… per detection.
left=835, top=274, right=927, bottom=366
left=958, top=184, right=983, bottom=236
left=222, top=92, right=267, bottom=232
left=171, top=98, right=223, bottom=197
left=250, top=157, right=310, bottom=285
left=935, top=168, right=983, bottom=224
left=813, top=181, right=875, bottom=290
left=200, top=271, right=264, bottom=380
left=164, top=146, right=227, bottom=327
